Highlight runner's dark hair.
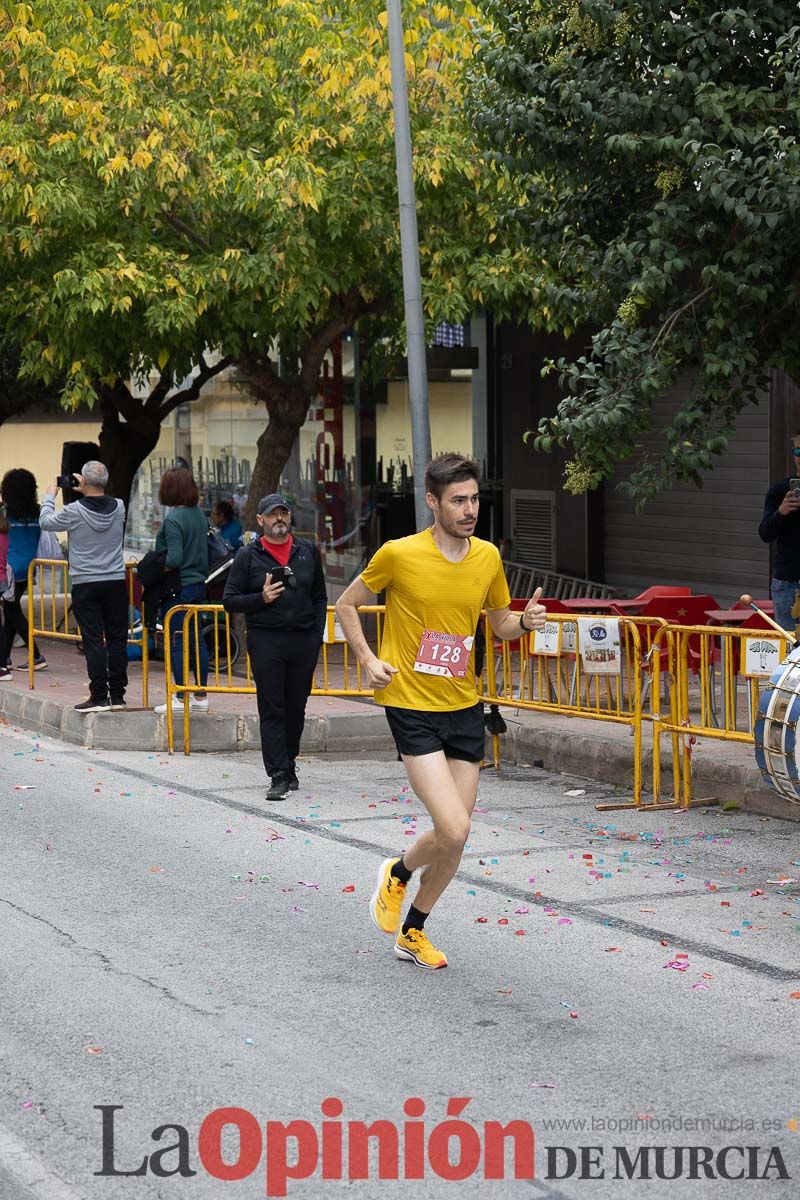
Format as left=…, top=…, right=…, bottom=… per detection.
left=424, top=453, right=480, bottom=501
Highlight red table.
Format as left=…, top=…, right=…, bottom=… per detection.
left=733, top=599, right=773, bottom=613
left=706, top=607, right=776, bottom=627
left=705, top=609, right=754, bottom=626
left=557, top=598, right=626, bottom=614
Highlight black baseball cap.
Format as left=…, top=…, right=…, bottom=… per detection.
left=257, top=493, right=292, bottom=515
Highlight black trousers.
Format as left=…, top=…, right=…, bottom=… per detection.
left=247, top=627, right=321, bottom=777
left=71, top=580, right=129, bottom=702
left=1, top=580, right=41, bottom=661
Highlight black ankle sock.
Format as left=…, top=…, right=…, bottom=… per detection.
left=402, top=905, right=429, bottom=935
left=390, top=856, right=412, bottom=884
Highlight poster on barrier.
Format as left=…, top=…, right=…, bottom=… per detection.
left=562, top=620, right=577, bottom=653
left=743, top=637, right=785, bottom=678
left=577, top=617, right=621, bottom=675
left=533, top=620, right=562, bottom=657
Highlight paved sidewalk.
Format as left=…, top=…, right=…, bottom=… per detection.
left=0, top=639, right=388, bottom=754
left=1, top=640, right=797, bottom=823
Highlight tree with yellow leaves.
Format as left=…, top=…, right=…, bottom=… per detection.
left=0, top=0, right=533, bottom=516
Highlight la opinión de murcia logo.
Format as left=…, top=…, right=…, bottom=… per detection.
left=95, top=1103, right=791, bottom=1193
left=94, top=1099, right=535, bottom=1196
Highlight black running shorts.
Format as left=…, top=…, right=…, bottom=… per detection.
left=384, top=701, right=485, bottom=762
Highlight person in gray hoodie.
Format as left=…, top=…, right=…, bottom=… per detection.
left=40, top=461, right=128, bottom=713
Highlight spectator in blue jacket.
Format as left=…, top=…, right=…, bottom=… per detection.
left=0, top=468, right=46, bottom=671
left=211, top=500, right=243, bottom=549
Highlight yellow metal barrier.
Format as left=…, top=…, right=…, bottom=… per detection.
left=25, top=558, right=149, bottom=707
left=162, top=604, right=386, bottom=753
left=478, top=612, right=683, bottom=810
left=649, top=622, right=792, bottom=808
left=160, top=605, right=785, bottom=815
left=316, top=606, right=385, bottom=695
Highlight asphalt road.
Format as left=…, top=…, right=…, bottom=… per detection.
left=1, top=724, right=799, bottom=1200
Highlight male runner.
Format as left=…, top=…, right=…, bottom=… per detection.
left=335, top=453, right=546, bottom=969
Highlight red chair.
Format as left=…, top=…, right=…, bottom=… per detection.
left=620, top=595, right=719, bottom=715
left=613, top=595, right=716, bottom=664
left=631, top=594, right=718, bottom=626
left=732, top=598, right=772, bottom=611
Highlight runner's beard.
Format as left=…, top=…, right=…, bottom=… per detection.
left=439, top=513, right=476, bottom=539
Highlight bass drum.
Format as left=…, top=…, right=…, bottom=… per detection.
left=754, top=644, right=800, bottom=804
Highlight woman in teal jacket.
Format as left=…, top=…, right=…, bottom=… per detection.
left=153, top=467, right=210, bottom=714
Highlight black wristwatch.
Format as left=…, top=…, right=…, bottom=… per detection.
left=519, top=611, right=529, bottom=632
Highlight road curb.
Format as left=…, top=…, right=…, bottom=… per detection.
left=2, top=689, right=797, bottom=822
left=506, top=718, right=799, bottom=823
left=0, top=689, right=396, bottom=756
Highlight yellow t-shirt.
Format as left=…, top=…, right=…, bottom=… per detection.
left=359, top=527, right=511, bottom=711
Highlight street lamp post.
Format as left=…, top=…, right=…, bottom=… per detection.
left=386, top=0, right=432, bottom=531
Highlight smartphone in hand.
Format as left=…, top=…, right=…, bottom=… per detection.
left=267, top=566, right=297, bottom=589
left=790, top=478, right=800, bottom=497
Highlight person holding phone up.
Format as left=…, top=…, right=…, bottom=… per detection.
left=759, top=431, right=800, bottom=632
left=223, top=494, right=327, bottom=800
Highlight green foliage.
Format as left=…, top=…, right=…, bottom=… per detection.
left=0, top=1, right=522, bottom=410
left=470, top=1, right=800, bottom=499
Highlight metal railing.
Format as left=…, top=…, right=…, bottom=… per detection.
left=478, top=613, right=675, bottom=809
left=25, top=558, right=149, bottom=707
left=648, top=623, right=792, bottom=808
left=501, top=561, right=619, bottom=601
left=156, top=604, right=790, bottom=814
left=161, top=604, right=386, bottom=752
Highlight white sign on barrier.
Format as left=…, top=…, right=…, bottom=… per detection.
left=562, top=620, right=577, bottom=653
left=577, top=618, right=621, bottom=675
left=743, top=637, right=784, bottom=678
left=533, top=620, right=562, bottom=657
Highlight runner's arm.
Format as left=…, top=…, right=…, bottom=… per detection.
left=335, top=576, right=378, bottom=665
left=487, top=587, right=546, bottom=640
left=335, top=576, right=398, bottom=686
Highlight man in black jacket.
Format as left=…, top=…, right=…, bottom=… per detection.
left=223, top=494, right=327, bottom=800
left=759, top=432, right=800, bottom=632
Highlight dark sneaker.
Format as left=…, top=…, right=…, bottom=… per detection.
left=0, top=666, right=12, bottom=681
left=74, top=698, right=111, bottom=713
left=17, top=656, right=47, bottom=672
left=265, top=774, right=290, bottom=801
left=288, top=768, right=299, bottom=791
left=110, top=698, right=127, bottom=711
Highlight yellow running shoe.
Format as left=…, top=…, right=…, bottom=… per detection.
left=394, top=927, right=448, bottom=970
left=369, top=857, right=407, bottom=935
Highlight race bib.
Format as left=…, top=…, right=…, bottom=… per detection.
left=413, top=630, right=474, bottom=679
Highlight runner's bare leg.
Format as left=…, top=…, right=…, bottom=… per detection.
left=401, top=752, right=480, bottom=913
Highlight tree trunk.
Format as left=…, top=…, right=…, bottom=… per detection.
left=98, top=400, right=162, bottom=510
left=241, top=378, right=312, bottom=531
